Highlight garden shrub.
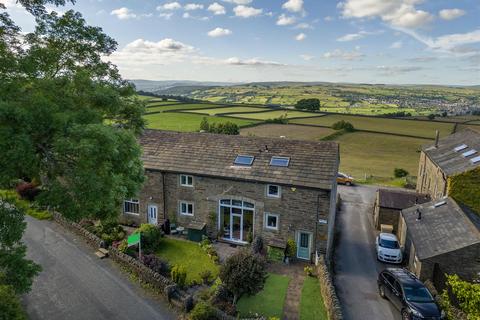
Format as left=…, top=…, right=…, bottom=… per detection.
left=267, top=246, right=284, bottom=262
left=15, top=182, right=41, bottom=201
left=141, top=254, right=170, bottom=276
left=441, top=274, right=480, bottom=320
left=90, top=221, right=126, bottom=247
left=394, top=168, right=409, bottom=178
left=135, top=224, right=163, bottom=253
left=26, top=208, right=52, bottom=220
left=285, top=239, right=297, bottom=258
left=189, top=301, right=216, bottom=320
left=199, top=270, right=213, bottom=285
left=171, top=264, right=187, bottom=288
left=0, top=285, right=26, bottom=320
left=304, top=266, right=315, bottom=277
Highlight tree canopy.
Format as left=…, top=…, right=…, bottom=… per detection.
left=0, top=1, right=145, bottom=221
left=295, top=98, right=320, bottom=111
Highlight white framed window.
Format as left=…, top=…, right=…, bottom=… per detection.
left=124, top=199, right=139, bottom=215
left=180, top=174, right=193, bottom=187
left=266, top=184, right=281, bottom=198
left=179, top=201, right=194, bottom=216
left=265, top=213, right=279, bottom=230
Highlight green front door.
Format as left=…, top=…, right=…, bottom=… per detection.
left=297, top=232, right=311, bottom=260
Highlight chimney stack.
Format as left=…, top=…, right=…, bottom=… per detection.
left=435, top=130, right=439, bottom=148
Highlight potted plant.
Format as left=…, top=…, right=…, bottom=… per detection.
left=284, top=238, right=297, bottom=264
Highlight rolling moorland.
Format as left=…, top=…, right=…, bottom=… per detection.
left=133, top=81, right=480, bottom=117
left=139, top=95, right=480, bottom=186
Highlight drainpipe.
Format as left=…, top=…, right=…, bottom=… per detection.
left=314, top=193, right=320, bottom=262
left=162, top=171, right=167, bottom=222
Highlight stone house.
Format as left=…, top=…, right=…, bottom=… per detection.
left=398, top=197, right=480, bottom=284
left=122, top=130, right=340, bottom=262
left=373, top=189, right=429, bottom=233
left=416, top=128, right=480, bottom=200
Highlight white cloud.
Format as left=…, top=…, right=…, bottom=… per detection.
left=222, top=0, right=252, bottom=4
left=111, top=7, right=136, bottom=20
left=184, top=3, right=204, bottom=11
left=300, top=54, right=314, bottom=61
left=339, top=0, right=434, bottom=29
left=401, top=28, right=480, bottom=54
left=159, top=12, right=174, bottom=19
left=324, top=16, right=334, bottom=22
left=208, top=27, right=232, bottom=37
left=282, top=0, right=304, bottom=13
left=295, top=33, right=307, bottom=41
left=337, top=30, right=383, bottom=42
left=323, top=48, right=364, bottom=60
left=439, top=9, right=466, bottom=21
left=208, top=2, right=226, bottom=15
left=157, top=2, right=182, bottom=10
left=224, top=57, right=284, bottom=66
left=376, top=65, right=423, bottom=75
left=294, top=23, right=313, bottom=29
left=233, top=5, right=263, bottom=18
left=390, top=41, right=403, bottom=49
left=276, top=14, right=296, bottom=26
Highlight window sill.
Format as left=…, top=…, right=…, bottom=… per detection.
left=124, top=212, right=140, bottom=216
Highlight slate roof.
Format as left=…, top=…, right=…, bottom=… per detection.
left=378, top=189, right=430, bottom=210
left=423, top=128, right=480, bottom=176
left=401, top=197, right=480, bottom=260
left=140, top=130, right=339, bottom=190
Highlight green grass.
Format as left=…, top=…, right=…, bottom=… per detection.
left=185, top=106, right=268, bottom=115
left=155, top=238, right=219, bottom=285
left=144, top=112, right=259, bottom=132
left=334, top=131, right=425, bottom=180
left=0, top=189, right=52, bottom=220
left=146, top=103, right=226, bottom=113
left=228, top=110, right=323, bottom=120
left=291, top=114, right=455, bottom=139
left=300, top=277, right=328, bottom=320
left=237, top=273, right=291, bottom=318
left=240, top=124, right=334, bottom=140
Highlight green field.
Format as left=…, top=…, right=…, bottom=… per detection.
left=229, top=110, right=322, bottom=120
left=240, top=124, right=335, bottom=140
left=336, top=131, right=426, bottom=179
left=144, top=112, right=258, bottom=131
left=184, top=106, right=268, bottom=115
left=146, top=103, right=227, bottom=113
left=291, top=114, right=454, bottom=139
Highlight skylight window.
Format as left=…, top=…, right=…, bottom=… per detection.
left=462, top=149, right=477, bottom=157
left=234, top=155, right=254, bottom=166
left=471, top=156, right=480, bottom=164
left=454, top=144, right=468, bottom=152
left=270, top=156, right=290, bottom=167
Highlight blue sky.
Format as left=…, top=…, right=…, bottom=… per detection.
left=4, top=0, right=480, bottom=85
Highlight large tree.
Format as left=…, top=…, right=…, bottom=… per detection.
left=0, top=1, right=145, bottom=221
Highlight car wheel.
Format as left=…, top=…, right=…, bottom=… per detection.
left=346, top=181, right=352, bottom=186
left=378, top=285, right=386, bottom=299
left=401, top=310, right=410, bottom=320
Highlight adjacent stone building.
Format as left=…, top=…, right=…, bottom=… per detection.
left=122, top=130, right=340, bottom=262
left=373, top=189, right=429, bottom=233
left=398, top=197, right=480, bottom=284
left=416, top=128, right=480, bottom=199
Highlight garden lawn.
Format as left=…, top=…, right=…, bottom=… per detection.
left=184, top=106, right=268, bottom=115
left=228, top=110, right=322, bottom=120
left=300, top=277, right=328, bottom=320
left=291, top=114, right=454, bottom=139
left=144, top=112, right=259, bottom=132
left=155, top=238, right=219, bottom=285
left=237, top=273, right=291, bottom=318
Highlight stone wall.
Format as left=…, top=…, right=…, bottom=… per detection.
left=416, top=152, right=447, bottom=199
left=128, top=170, right=333, bottom=259
left=52, top=212, right=103, bottom=248
left=316, top=255, right=343, bottom=320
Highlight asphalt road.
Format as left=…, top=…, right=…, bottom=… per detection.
left=334, top=185, right=401, bottom=320
left=22, top=216, right=177, bottom=320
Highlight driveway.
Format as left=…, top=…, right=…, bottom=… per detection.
left=22, top=216, right=176, bottom=320
left=334, top=185, right=401, bottom=320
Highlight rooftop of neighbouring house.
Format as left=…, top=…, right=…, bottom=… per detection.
left=377, top=189, right=430, bottom=210
left=423, top=128, right=480, bottom=176
left=140, top=130, right=340, bottom=190
left=401, top=197, right=480, bottom=260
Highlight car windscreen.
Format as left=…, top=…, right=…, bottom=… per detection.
left=379, top=238, right=399, bottom=249
left=403, top=285, right=434, bottom=303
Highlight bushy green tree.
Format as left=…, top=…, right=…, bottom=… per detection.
left=0, top=1, right=145, bottom=221
left=295, top=98, right=320, bottom=111
left=332, top=120, right=355, bottom=132
left=219, top=249, right=267, bottom=304
left=394, top=168, right=409, bottom=178
left=441, top=274, right=480, bottom=320
left=0, top=199, right=41, bottom=294
left=0, top=284, right=26, bottom=320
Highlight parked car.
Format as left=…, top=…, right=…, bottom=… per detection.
left=376, top=233, right=402, bottom=264
left=337, top=172, right=354, bottom=186
left=378, top=268, right=445, bottom=320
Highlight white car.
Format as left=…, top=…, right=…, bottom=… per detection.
left=376, top=233, right=402, bottom=264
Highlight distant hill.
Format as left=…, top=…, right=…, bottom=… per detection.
left=129, top=79, right=237, bottom=92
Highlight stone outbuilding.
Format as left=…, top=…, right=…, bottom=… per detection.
left=398, top=197, right=480, bottom=285
left=373, top=189, right=429, bottom=233
left=122, top=130, right=340, bottom=263
left=416, top=128, right=480, bottom=200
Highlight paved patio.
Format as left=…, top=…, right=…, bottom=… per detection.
left=213, top=241, right=241, bottom=262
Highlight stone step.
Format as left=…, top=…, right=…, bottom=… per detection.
left=98, top=248, right=109, bottom=255
left=95, top=251, right=106, bottom=259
